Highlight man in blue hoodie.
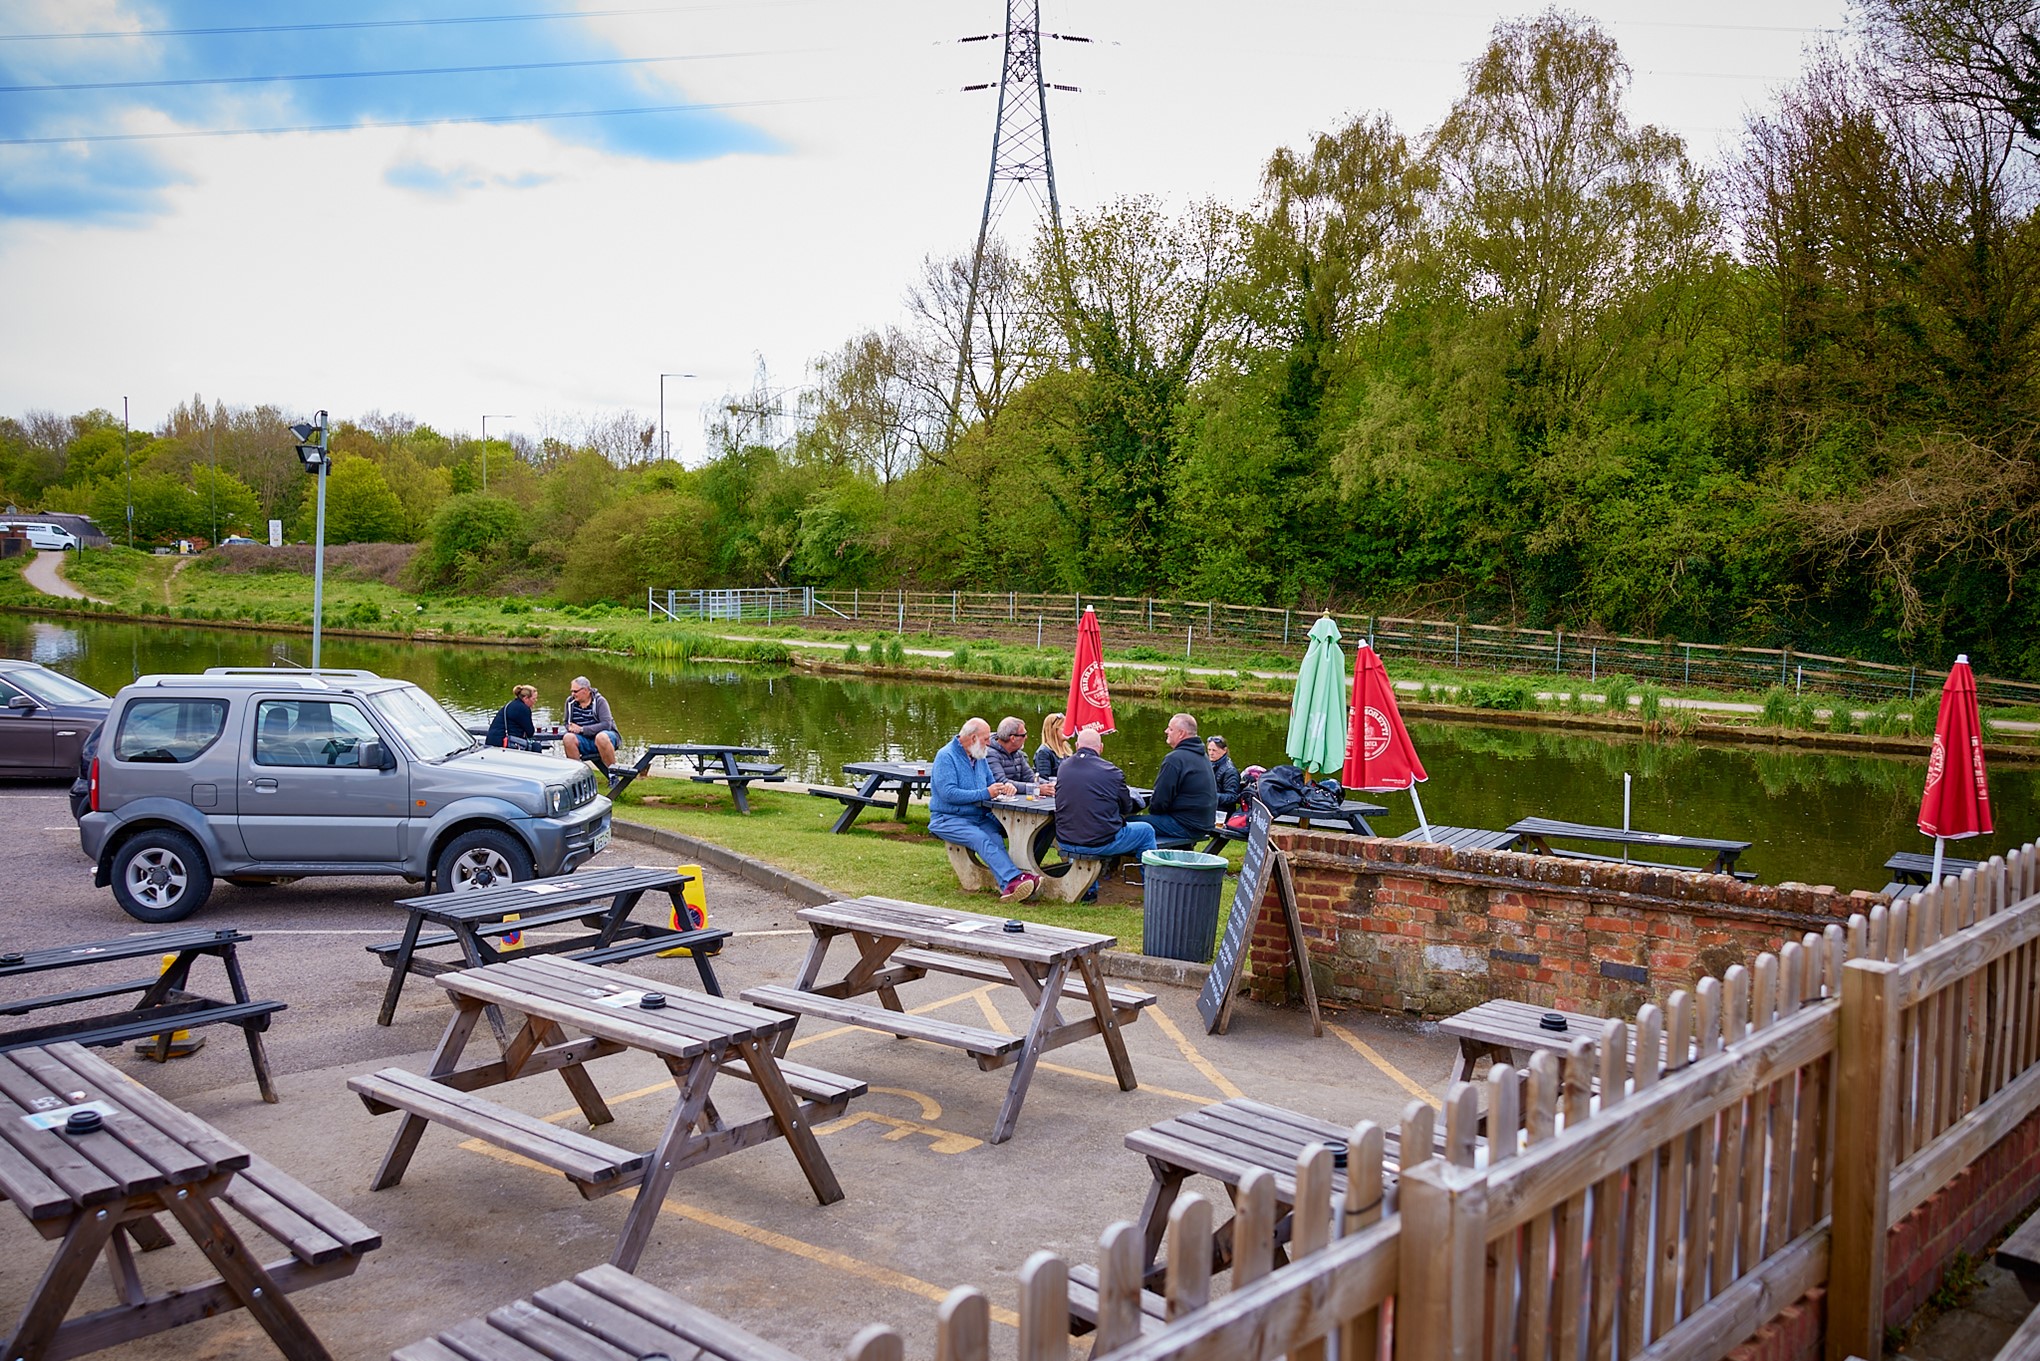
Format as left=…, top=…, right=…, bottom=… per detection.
left=930, top=717, right=1040, bottom=903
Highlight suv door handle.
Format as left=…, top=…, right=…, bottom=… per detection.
left=252, top=778, right=278, bottom=794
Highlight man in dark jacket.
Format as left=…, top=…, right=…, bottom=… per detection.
left=1207, top=735, right=1242, bottom=814
left=986, top=716, right=1050, bottom=794
left=1132, top=712, right=1219, bottom=847
left=1054, top=730, right=1156, bottom=861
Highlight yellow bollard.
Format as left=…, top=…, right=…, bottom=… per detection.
left=659, top=864, right=719, bottom=956
left=499, top=912, right=523, bottom=950
left=133, top=953, right=205, bottom=1061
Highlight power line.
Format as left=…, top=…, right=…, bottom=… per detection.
left=0, top=48, right=813, bottom=95
left=0, top=93, right=842, bottom=146
left=0, top=2, right=817, bottom=44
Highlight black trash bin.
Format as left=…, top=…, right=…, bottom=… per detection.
left=1141, top=849, right=1229, bottom=962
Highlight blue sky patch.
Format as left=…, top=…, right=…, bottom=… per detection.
left=0, top=0, right=780, bottom=223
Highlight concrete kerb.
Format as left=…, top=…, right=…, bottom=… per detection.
left=611, top=818, right=1213, bottom=989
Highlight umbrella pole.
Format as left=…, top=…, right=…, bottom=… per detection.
left=1409, top=784, right=1432, bottom=842
left=1932, top=835, right=1946, bottom=887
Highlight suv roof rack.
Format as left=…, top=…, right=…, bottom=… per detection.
left=203, top=667, right=382, bottom=678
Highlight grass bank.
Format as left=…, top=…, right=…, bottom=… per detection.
left=610, top=778, right=1246, bottom=953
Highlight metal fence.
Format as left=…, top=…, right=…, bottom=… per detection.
left=650, top=587, right=2040, bottom=708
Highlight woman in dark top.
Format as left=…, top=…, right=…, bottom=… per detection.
left=1035, top=712, right=1069, bottom=780
left=484, top=684, right=538, bottom=749
left=1207, top=735, right=1242, bottom=813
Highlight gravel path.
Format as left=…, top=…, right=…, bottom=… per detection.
left=20, top=548, right=100, bottom=602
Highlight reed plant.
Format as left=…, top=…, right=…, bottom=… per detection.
left=1600, top=673, right=1635, bottom=715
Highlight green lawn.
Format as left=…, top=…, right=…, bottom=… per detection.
left=611, top=778, right=1246, bottom=954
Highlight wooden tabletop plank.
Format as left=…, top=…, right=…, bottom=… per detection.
left=485, top=1299, right=642, bottom=1361
left=530, top=1279, right=711, bottom=1361
left=512, top=956, right=772, bottom=1036
left=801, top=896, right=1114, bottom=961
left=0, top=1128, right=70, bottom=1219
left=471, top=965, right=764, bottom=1051
left=0, top=1050, right=175, bottom=1194
left=0, top=927, right=248, bottom=978
left=393, top=866, right=690, bottom=917
left=1507, top=816, right=1751, bottom=854
left=441, top=959, right=789, bottom=1054
left=0, top=1056, right=129, bottom=1207
left=572, top=1264, right=815, bottom=1361
left=41, top=1043, right=248, bottom=1170
left=5, top=1046, right=211, bottom=1184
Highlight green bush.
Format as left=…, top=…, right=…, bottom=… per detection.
left=951, top=644, right=974, bottom=670
left=885, top=637, right=906, bottom=665
left=1601, top=674, right=1635, bottom=715
left=1827, top=700, right=1855, bottom=734
left=1637, top=682, right=1663, bottom=722
left=1760, top=687, right=1796, bottom=728
left=1464, top=678, right=1533, bottom=710
left=343, top=601, right=382, bottom=627
left=841, top=642, right=861, bottom=663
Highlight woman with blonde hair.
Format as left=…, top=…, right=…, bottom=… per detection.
left=1034, top=712, right=1070, bottom=781
left=485, top=683, right=540, bottom=750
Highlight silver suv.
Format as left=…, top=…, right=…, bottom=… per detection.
left=79, top=668, right=611, bottom=922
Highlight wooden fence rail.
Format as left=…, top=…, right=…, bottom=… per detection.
left=824, top=841, right=2039, bottom=1361
left=650, top=587, right=2040, bottom=707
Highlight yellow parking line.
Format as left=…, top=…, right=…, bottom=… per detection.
left=458, top=1142, right=1019, bottom=1327
left=1143, top=1001, right=1243, bottom=1100
left=1328, top=1022, right=1441, bottom=1108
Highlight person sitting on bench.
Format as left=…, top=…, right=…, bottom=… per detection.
left=484, top=683, right=539, bottom=750
left=1055, top=729, right=1156, bottom=872
left=1131, top=711, right=1219, bottom=848
left=930, top=717, right=1039, bottom=903
left=561, top=676, right=620, bottom=777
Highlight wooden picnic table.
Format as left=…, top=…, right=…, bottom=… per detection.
left=1507, top=815, right=1754, bottom=878
left=372, top=865, right=729, bottom=1034
left=741, top=895, right=1154, bottom=1144
left=607, top=742, right=784, bottom=808
left=1, top=1041, right=379, bottom=1360
left=351, top=955, right=862, bottom=1272
left=1999, top=1206, right=2040, bottom=1305
left=393, top=1264, right=810, bottom=1361
left=1201, top=798, right=1387, bottom=854
left=1120, top=1098, right=1429, bottom=1284
left=809, top=759, right=933, bottom=833
left=1439, top=997, right=1620, bottom=1083
left=1885, top=849, right=1986, bottom=887
left=0, top=925, right=286, bottom=1102
left=1397, top=825, right=1517, bottom=851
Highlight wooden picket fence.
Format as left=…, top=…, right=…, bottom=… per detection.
left=823, top=840, right=2040, bottom=1361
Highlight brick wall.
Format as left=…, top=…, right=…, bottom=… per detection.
left=1245, top=831, right=1886, bottom=1019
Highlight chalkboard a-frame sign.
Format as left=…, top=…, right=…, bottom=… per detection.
left=1195, top=799, right=1322, bottom=1036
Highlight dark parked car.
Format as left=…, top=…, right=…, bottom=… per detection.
left=0, top=660, right=109, bottom=787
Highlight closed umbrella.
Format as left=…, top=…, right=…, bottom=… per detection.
left=1286, top=614, right=1347, bottom=777
left=1065, top=606, right=1116, bottom=735
left=1342, top=642, right=1432, bottom=840
left=1918, top=654, right=1993, bottom=884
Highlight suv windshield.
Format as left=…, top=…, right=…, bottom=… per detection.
left=370, top=684, right=477, bottom=762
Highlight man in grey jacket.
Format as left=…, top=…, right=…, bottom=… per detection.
left=986, top=716, right=1052, bottom=795
left=562, top=675, right=621, bottom=775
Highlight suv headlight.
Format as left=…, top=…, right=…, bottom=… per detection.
left=545, top=784, right=567, bottom=815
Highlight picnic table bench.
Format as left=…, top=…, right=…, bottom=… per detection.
left=1882, top=849, right=1988, bottom=899
left=808, top=759, right=933, bottom=833
left=1201, top=798, right=1387, bottom=854
left=1397, top=825, right=1518, bottom=851
left=606, top=742, right=784, bottom=808
left=742, top=895, right=1149, bottom=1143
left=393, top=1264, right=810, bottom=1361
left=371, top=865, right=728, bottom=1034
left=1507, top=815, right=1755, bottom=879
left=352, top=955, right=859, bottom=1272
left=0, top=925, right=286, bottom=1102
left=1, top=1041, right=377, bottom=1359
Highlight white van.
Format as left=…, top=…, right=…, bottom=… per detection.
left=2, top=522, right=81, bottom=551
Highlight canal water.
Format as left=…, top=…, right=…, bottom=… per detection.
left=5, top=616, right=2032, bottom=895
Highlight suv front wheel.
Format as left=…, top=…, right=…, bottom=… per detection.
left=435, top=828, right=533, bottom=894
left=110, top=829, right=214, bottom=923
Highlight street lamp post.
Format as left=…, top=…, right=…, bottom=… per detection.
left=657, top=373, right=696, bottom=462
left=290, top=411, right=330, bottom=668
left=480, top=414, right=514, bottom=492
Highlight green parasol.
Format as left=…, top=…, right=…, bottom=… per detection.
left=1285, top=614, right=1348, bottom=777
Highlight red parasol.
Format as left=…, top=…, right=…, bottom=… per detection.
left=1065, top=606, right=1116, bottom=735
left=1918, top=654, right=1993, bottom=883
left=1341, top=643, right=1432, bottom=838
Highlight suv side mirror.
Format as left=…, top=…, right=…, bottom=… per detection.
left=357, top=740, right=395, bottom=770
left=5, top=694, right=37, bottom=712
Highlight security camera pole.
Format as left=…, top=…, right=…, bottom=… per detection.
left=290, top=411, right=330, bottom=668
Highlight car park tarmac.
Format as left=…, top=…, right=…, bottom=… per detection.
left=0, top=785, right=1458, bottom=1359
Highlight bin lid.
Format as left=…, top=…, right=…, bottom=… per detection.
left=1141, top=849, right=1229, bottom=869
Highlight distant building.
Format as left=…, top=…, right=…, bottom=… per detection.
left=29, top=512, right=109, bottom=547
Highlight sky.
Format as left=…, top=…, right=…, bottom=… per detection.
left=0, top=0, right=1853, bottom=462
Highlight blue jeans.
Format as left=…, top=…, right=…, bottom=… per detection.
left=929, top=810, right=1022, bottom=888
left=563, top=729, right=619, bottom=761
left=1130, top=812, right=1205, bottom=847
left=1059, top=822, right=1158, bottom=861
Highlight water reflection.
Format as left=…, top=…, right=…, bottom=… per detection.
left=1, top=615, right=2030, bottom=893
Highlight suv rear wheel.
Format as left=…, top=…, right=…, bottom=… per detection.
left=434, top=828, right=533, bottom=894
left=110, top=829, right=213, bottom=923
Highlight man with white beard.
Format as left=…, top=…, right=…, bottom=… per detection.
left=928, top=717, right=1040, bottom=902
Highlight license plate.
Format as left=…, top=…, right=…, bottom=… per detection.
left=592, top=821, right=611, bottom=856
